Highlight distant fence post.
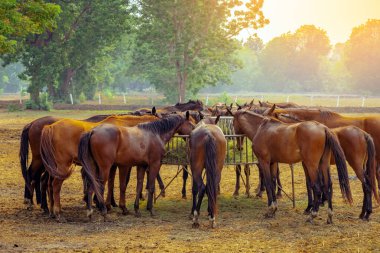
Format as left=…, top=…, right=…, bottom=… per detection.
left=361, top=97, right=366, bottom=107
left=123, top=94, right=126, bottom=104
left=286, top=95, right=290, bottom=103
left=98, top=94, right=101, bottom=105
left=69, top=93, right=74, bottom=105
left=234, top=96, right=238, bottom=103
left=205, top=95, right=209, bottom=106
left=336, top=95, right=340, bottom=107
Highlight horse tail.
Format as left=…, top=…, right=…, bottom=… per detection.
left=40, top=125, right=68, bottom=180
left=325, top=128, right=353, bottom=204
left=78, top=131, right=104, bottom=205
left=204, top=132, right=218, bottom=218
left=364, top=133, right=379, bottom=204
left=19, top=122, right=31, bottom=183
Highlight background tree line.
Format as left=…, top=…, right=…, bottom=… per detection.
left=0, top=1, right=379, bottom=107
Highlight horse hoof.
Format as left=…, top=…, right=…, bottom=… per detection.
left=276, top=193, right=283, bottom=199
left=233, top=191, right=239, bottom=197
left=303, top=209, right=311, bottom=215
left=42, top=208, right=49, bottom=215
left=211, top=221, right=217, bottom=229
left=192, top=222, right=200, bottom=229
left=188, top=213, right=194, bottom=220
left=160, top=190, right=166, bottom=198
left=106, top=204, right=112, bottom=212
left=26, top=205, right=34, bottom=211
left=359, top=212, right=365, bottom=220
left=182, top=195, right=187, bottom=200
left=134, top=211, right=142, bottom=218
left=256, top=193, right=263, bottom=199
left=56, top=216, right=67, bottom=223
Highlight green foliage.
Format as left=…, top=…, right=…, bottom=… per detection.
left=24, top=92, right=52, bottom=110
left=102, top=88, right=114, bottom=100
left=78, top=92, right=86, bottom=103
left=0, top=0, right=61, bottom=54
left=217, top=92, right=233, bottom=105
left=7, top=103, right=22, bottom=112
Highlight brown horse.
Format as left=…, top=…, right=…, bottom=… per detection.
left=229, top=108, right=353, bottom=223
left=271, top=112, right=379, bottom=220
left=40, top=114, right=161, bottom=221
left=259, top=100, right=300, bottom=108
left=189, top=119, right=226, bottom=229
left=78, top=113, right=193, bottom=220
left=20, top=114, right=115, bottom=210
left=270, top=107, right=380, bottom=195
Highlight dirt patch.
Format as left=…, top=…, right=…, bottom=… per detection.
left=0, top=113, right=379, bottom=252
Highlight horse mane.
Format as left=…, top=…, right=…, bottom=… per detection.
left=279, top=113, right=302, bottom=122
left=137, top=114, right=183, bottom=135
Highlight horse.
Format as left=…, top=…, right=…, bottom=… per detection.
left=228, top=108, right=353, bottom=223
left=189, top=120, right=226, bottom=228
left=271, top=111, right=379, bottom=220
left=259, top=100, right=300, bottom=108
left=78, top=113, right=193, bottom=220
left=136, top=100, right=204, bottom=115
left=20, top=111, right=163, bottom=212
left=40, top=113, right=163, bottom=221
left=269, top=107, right=380, bottom=195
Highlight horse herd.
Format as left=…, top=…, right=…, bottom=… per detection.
left=19, top=99, right=380, bottom=228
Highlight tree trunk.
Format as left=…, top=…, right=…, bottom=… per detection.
left=29, top=85, right=40, bottom=104
left=176, top=60, right=187, bottom=103
left=59, top=68, right=75, bottom=101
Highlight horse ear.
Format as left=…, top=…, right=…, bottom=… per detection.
left=249, top=99, right=254, bottom=106
left=152, top=107, right=156, bottom=115
left=186, top=111, right=190, bottom=120
left=236, top=103, right=241, bottom=108
left=259, top=101, right=263, bottom=107
left=264, top=104, right=276, bottom=116
left=214, top=115, right=221, bottom=125
left=226, top=107, right=234, bottom=116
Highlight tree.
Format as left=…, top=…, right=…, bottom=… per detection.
left=131, top=0, right=268, bottom=102
left=345, top=19, right=380, bottom=94
left=0, top=0, right=60, bottom=54
left=258, top=25, right=331, bottom=92
left=5, top=0, right=131, bottom=104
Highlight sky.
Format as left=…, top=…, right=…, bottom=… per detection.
left=240, top=0, right=380, bottom=44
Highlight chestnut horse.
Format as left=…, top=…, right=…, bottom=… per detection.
left=273, top=112, right=379, bottom=220
left=78, top=113, right=193, bottom=220
left=20, top=114, right=115, bottom=209
left=189, top=119, right=226, bottom=229
left=229, top=109, right=353, bottom=223
left=40, top=114, right=161, bottom=221
left=270, top=107, right=380, bottom=195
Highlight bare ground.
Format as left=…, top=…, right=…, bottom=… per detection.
left=0, top=110, right=380, bottom=252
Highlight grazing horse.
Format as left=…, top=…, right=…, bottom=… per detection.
left=40, top=114, right=161, bottom=221
left=272, top=112, right=379, bottom=220
left=189, top=120, right=226, bottom=228
left=228, top=109, right=353, bottom=223
left=270, top=107, right=380, bottom=195
left=78, top=113, right=193, bottom=219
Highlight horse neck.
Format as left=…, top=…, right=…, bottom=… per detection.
left=237, top=113, right=264, bottom=139
left=159, top=120, right=185, bottom=144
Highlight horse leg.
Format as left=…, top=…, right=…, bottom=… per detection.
left=244, top=164, right=251, bottom=197
left=256, top=165, right=265, bottom=198
left=146, top=163, right=160, bottom=217
left=269, top=162, right=278, bottom=214
left=190, top=175, right=198, bottom=219
left=308, top=180, right=322, bottom=224
left=361, top=174, right=372, bottom=221
left=105, top=165, right=117, bottom=211
left=192, top=171, right=205, bottom=228
left=47, top=175, right=54, bottom=218
left=276, top=163, right=283, bottom=198
left=182, top=166, right=188, bottom=199
left=302, top=162, right=313, bottom=215
left=259, top=161, right=275, bottom=218
left=110, top=165, right=118, bottom=207
left=233, top=165, right=241, bottom=197
left=40, top=171, right=49, bottom=213
left=134, top=166, right=145, bottom=217
left=156, top=172, right=165, bottom=198
left=118, top=166, right=131, bottom=215
left=52, top=178, right=65, bottom=222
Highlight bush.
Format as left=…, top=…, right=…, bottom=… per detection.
left=24, top=93, right=52, bottom=111
left=78, top=92, right=86, bottom=103
left=103, top=88, right=114, bottom=100
left=7, top=104, right=22, bottom=112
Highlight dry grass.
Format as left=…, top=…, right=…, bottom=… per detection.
left=0, top=110, right=380, bottom=252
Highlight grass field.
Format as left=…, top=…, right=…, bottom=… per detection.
left=0, top=109, right=380, bottom=252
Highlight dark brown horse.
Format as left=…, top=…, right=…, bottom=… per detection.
left=78, top=113, right=193, bottom=219
left=271, top=112, right=379, bottom=220
left=189, top=119, right=226, bottom=228
left=270, top=107, right=380, bottom=195
left=229, top=108, right=353, bottom=223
